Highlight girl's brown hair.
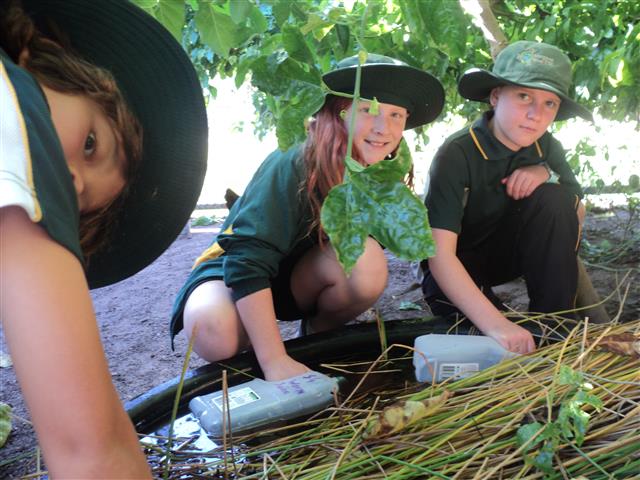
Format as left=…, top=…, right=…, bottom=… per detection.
left=1, top=1, right=142, bottom=260
left=302, top=95, right=413, bottom=242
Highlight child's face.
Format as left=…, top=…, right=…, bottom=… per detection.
left=345, top=100, right=407, bottom=165
left=43, top=87, right=126, bottom=213
left=489, top=86, right=561, bottom=151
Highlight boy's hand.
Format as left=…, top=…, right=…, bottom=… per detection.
left=484, top=318, right=536, bottom=354
left=501, top=164, right=550, bottom=200
left=261, top=353, right=310, bottom=381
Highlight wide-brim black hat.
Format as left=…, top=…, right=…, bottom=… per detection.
left=22, top=0, right=208, bottom=288
left=322, top=54, right=445, bottom=129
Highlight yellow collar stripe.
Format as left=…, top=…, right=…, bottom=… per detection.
left=469, top=127, right=489, bottom=160
left=470, top=126, right=544, bottom=159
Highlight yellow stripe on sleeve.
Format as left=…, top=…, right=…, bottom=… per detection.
left=192, top=225, right=234, bottom=269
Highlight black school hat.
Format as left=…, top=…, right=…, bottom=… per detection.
left=322, top=53, right=445, bottom=129
left=458, top=41, right=592, bottom=122
left=22, top=0, right=208, bottom=288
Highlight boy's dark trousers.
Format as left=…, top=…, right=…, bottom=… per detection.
left=423, top=184, right=581, bottom=317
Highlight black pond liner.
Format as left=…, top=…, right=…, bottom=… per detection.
left=126, top=316, right=467, bottom=434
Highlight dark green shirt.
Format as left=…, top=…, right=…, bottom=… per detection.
left=426, top=111, right=582, bottom=251
left=0, top=48, right=82, bottom=263
left=170, top=146, right=315, bottom=338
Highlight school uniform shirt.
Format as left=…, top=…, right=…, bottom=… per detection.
left=425, top=111, right=583, bottom=252
left=0, top=48, right=82, bottom=263
left=170, top=145, right=316, bottom=340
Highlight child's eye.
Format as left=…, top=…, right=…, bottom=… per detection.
left=518, top=93, right=531, bottom=101
left=545, top=100, right=559, bottom=109
left=84, top=132, right=97, bottom=156
left=359, top=106, right=370, bottom=114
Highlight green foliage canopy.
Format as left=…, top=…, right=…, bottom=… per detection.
left=136, top=0, right=639, bottom=151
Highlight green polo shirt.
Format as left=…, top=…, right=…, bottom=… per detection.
left=0, top=48, right=82, bottom=263
left=170, top=145, right=316, bottom=339
left=426, top=111, right=582, bottom=251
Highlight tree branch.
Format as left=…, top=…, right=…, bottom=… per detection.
left=460, top=0, right=508, bottom=59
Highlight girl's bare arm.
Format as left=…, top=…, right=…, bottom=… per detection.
left=235, top=288, right=309, bottom=381
left=1, top=206, right=151, bottom=478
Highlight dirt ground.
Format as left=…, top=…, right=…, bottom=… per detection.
left=1, top=205, right=638, bottom=478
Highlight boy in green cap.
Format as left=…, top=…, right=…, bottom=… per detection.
left=421, top=41, right=592, bottom=354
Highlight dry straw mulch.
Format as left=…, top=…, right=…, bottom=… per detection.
left=148, top=319, right=640, bottom=479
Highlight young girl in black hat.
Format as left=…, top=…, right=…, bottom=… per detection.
left=421, top=41, right=591, bottom=354
left=170, top=54, right=445, bottom=382
left=1, top=0, right=206, bottom=476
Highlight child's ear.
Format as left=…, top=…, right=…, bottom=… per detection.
left=489, top=87, right=500, bottom=107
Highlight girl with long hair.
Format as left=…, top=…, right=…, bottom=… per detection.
left=170, top=54, right=444, bottom=381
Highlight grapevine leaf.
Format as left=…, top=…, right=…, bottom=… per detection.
left=516, top=422, right=545, bottom=452
left=558, top=365, right=583, bottom=387
left=558, top=400, right=591, bottom=446
left=532, top=442, right=556, bottom=475
left=320, top=183, right=373, bottom=274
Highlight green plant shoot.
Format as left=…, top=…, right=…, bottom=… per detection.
left=516, top=365, right=603, bottom=476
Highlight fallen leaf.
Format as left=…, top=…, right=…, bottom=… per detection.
left=364, top=390, right=450, bottom=438
left=399, top=301, right=423, bottom=311
left=0, top=403, right=11, bottom=448
left=0, top=352, right=12, bottom=369
left=595, top=333, right=640, bottom=358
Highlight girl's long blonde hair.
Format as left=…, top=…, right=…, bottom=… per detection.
left=1, top=1, right=142, bottom=260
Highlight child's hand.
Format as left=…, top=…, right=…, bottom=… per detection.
left=501, top=164, right=550, bottom=200
left=484, top=318, right=536, bottom=354
left=262, top=353, right=310, bottom=381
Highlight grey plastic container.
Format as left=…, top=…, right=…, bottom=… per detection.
left=189, top=371, right=339, bottom=437
left=413, top=334, right=519, bottom=383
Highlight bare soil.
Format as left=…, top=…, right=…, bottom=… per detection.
left=1, top=207, right=638, bottom=478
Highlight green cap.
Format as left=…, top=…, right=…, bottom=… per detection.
left=458, top=41, right=592, bottom=122
left=22, top=0, right=208, bottom=288
left=322, top=53, right=445, bottom=129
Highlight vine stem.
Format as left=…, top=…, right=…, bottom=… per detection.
left=343, top=2, right=372, bottom=181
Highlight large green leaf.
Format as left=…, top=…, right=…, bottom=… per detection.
left=416, top=0, right=468, bottom=59
left=195, top=4, right=256, bottom=58
left=321, top=181, right=374, bottom=274
left=282, top=24, right=316, bottom=64
left=321, top=140, right=435, bottom=274
left=275, top=83, right=325, bottom=150
left=229, top=0, right=252, bottom=24
left=155, top=0, right=186, bottom=41
left=132, top=0, right=185, bottom=41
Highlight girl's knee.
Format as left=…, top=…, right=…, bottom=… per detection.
left=183, top=282, right=244, bottom=361
left=349, top=238, right=388, bottom=301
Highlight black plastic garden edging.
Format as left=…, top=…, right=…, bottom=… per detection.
left=126, top=316, right=463, bottom=434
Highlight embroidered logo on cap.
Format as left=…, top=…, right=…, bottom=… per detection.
left=516, top=48, right=555, bottom=66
